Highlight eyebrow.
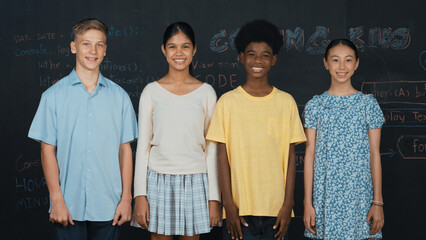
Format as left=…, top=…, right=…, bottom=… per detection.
left=166, top=42, right=191, bottom=46
left=330, top=55, right=355, bottom=58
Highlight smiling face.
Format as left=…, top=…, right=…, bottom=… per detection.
left=71, top=29, right=107, bottom=73
left=323, top=44, right=359, bottom=84
left=161, top=31, right=196, bottom=72
left=240, top=42, right=277, bottom=82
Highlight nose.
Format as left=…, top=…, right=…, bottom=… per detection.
left=90, top=44, right=97, bottom=54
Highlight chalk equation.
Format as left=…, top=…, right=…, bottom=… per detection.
left=397, top=135, right=426, bottom=160
left=361, top=81, right=426, bottom=105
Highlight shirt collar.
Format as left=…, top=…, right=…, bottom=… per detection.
left=68, top=69, right=108, bottom=88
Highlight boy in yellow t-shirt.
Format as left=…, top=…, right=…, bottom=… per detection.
left=206, top=19, right=306, bottom=240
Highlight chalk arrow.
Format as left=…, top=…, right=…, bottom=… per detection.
left=381, top=148, right=397, bottom=158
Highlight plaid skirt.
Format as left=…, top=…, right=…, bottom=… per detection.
left=132, top=168, right=210, bottom=236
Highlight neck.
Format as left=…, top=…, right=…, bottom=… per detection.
left=75, top=67, right=100, bottom=93
left=242, top=78, right=273, bottom=97
left=165, top=68, right=192, bottom=84
left=328, top=80, right=357, bottom=96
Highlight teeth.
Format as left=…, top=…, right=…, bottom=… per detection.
left=175, top=59, right=184, bottom=62
left=252, top=67, right=263, bottom=72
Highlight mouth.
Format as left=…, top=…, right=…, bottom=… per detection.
left=86, top=57, right=98, bottom=62
left=336, top=72, right=347, bottom=78
left=173, top=59, right=186, bottom=64
left=251, top=67, right=264, bottom=72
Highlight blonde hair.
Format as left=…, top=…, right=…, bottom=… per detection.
left=72, top=18, right=108, bottom=40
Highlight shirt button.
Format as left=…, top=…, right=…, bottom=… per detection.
left=88, top=168, right=91, bottom=172
left=88, top=150, right=92, bottom=153
left=88, top=113, right=93, bottom=117
left=88, top=131, right=92, bottom=135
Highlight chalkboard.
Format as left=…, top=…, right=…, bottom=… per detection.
left=2, top=0, right=425, bottom=239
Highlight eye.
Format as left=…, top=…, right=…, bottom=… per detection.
left=346, top=59, right=353, bottom=62
left=83, top=42, right=90, bottom=46
left=97, top=43, right=104, bottom=47
left=332, top=59, right=338, bottom=62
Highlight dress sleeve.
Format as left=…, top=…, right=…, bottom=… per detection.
left=120, top=93, right=138, bottom=144
left=28, top=90, right=57, bottom=146
left=303, top=97, right=318, bottom=130
left=133, top=85, right=154, bottom=197
left=366, top=94, right=384, bottom=129
left=289, top=96, right=307, bottom=145
left=204, top=86, right=220, bottom=201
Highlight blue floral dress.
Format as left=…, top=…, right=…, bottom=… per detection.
left=303, top=92, right=384, bottom=240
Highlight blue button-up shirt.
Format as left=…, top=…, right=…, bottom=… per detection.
left=28, top=70, right=138, bottom=221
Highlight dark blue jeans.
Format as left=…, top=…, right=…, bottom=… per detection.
left=51, top=220, right=120, bottom=240
left=223, top=216, right=289, bottom=240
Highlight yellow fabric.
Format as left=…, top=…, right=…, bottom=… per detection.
left=206, top=86, right=306, bottom=217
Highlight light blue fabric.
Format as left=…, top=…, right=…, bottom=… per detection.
left=130, top=168, right=210, bottom=236
left=28, top=70, right=138, bottom=221
left=303, top=92, right=384, bottom=240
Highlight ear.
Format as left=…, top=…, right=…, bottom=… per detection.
left=355, top=58, right=359, bottom=70
left=239, top=52, right=245, bottom=63
left=271, top=54, right=277, bottom=66
left=161, top=44, right=166, bottom=57
left=192, top=44, right=197, bottom=56
left=323, top=58, right=329, bottom=70
left=104, top=44, right=107, bottom=56
left=70, top=41, right=76, bottom=54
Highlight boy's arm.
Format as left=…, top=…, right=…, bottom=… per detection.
left=112, top=142, right=133, bottom=226
left=274, top=143, right=296, bottom=239
left=41, top=142, right=74, bottom=226
left=218, top=143, right=247, bottom=239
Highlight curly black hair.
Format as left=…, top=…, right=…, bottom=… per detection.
left=235, top=19, right=283, bottom=55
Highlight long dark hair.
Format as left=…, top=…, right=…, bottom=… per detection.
left=324, top=38, right=358, bottom=59
left=163, top=22, right=196, bottom=47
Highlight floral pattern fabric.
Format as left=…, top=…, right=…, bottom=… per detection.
left=303, top=91, right=384, bottom=240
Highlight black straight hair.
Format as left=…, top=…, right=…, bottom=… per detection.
left=162, top=22, right=196, bottom=46
left=324, top=38, right=359, bottom=59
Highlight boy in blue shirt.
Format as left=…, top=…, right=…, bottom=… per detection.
left=28, top=18, right=138, bottom=240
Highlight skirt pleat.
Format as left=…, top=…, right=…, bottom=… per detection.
left=131, top=168, right=210, bottom=236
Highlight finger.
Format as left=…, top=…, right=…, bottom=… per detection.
left=273, top=216, right=280, bottom=229
left=68, top=213, right=74, bottom=226
left=146, top=208, right=150, bottom=222
left=236, top=223, right=243, bottom=239
left=112, top=211, right=120, bottom=226
left=240, top=216, right=248, bottom=227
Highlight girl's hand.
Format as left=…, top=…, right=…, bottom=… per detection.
left=208, top=200, right=221, bottom=227
left=134, top=196, right=150, bottom=229
left=303, top=204, right=316, bottom=234
left=367, top=204, right=384, bottom=234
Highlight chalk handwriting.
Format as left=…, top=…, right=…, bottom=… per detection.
left=361, top=81, right=426, bottom=105
left=397, top=135, right=426, bottom=160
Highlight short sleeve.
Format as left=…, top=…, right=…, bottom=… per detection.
left=120, top=93, right=138, bottom=144
left=303, top=97, right=319, bottom=130
left=28, top=91, right=57, bottom=146
left=366, top=94, right=384, bottom=129
left=289, top=97, right=307, bottom=145
left=206, top=96, right=226, bottom=143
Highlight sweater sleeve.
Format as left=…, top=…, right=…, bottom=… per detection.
left=204, top=86, right=220, bottom=201
left=133, top=84, right=154, bottom=197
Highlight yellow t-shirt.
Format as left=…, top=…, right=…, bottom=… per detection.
left=206, top=86, right=306, bottom=217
